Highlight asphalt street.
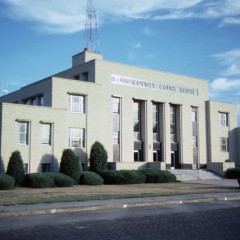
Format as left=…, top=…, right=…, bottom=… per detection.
left=0, top=200, right=240, bottom=240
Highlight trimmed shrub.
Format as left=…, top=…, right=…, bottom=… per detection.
left=89, top=141, right=108, bottom=174
left=50, top=173, right=74, bottom=187
left=0, top=174, right=15, bottom=190
left=79, top=171, right=104, bottom=185
left=6, top=151, right=25, bottom=186
left=225, top=168, right=240, bottom=179
left=60, top=149, right=82, bottom=184
left=141, top=169, right=176, bottom=183
left=23, top=173, right=54, bottom=188
left=23, top=173, right=74, bottom=188
left=101, top=170, right=146, bottom=185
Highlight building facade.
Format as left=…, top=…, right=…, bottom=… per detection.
left=0, top=49, right=239, bottom=174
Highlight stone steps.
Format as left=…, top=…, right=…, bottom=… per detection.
left=169, top=169, right=224, bottom=181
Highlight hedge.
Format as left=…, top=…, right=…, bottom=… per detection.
left=100, top=170, right=146, bottom=184
left=0, top=174, right=15, bottom=190
left=141, top=169, right=177, bottom=183
left=23, top=172, right=74, bottom=188
left=23, top=173, right=54, bottom=188
left=225, top=168, right=240, bottom=179
left=79, top=171, right=104, bottom=186
left=50, top=173, right=74, bottom=187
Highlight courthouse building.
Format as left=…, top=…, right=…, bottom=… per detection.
left=0, top=49, right=239, bottom=174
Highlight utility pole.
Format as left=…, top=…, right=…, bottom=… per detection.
left=84, top=0, right=99, bottom=53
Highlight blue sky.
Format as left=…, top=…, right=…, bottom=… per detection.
left=0, top=0, right=240, bottom=125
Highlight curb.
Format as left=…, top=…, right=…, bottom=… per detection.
left=1, top=195, right=240, bottom=218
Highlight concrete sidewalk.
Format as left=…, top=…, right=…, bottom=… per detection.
left=1, top=191, right=240, bottom=218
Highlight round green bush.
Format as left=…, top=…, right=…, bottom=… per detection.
left=79, top=171, right=104, bottom=185
left=0, top=174, right=15, bottom=190
left=23, top=173, right=54, bottom=188
left=225, top=168, right=240, bottom=179
left=101, top=170, right=146, bottom=185
left=141, top=169, right=176, bottom=183
left=52, top=173, right=74, bottom=187
left=60, top=149, right=82, bottom=184
left=89, top=141, right=108, bottom=174
left=6, top=151, right=25, bottom=186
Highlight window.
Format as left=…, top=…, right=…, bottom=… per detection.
left=192, top=109, right=197, bottom=122
left=152, top=103, right=159, bottom=142
left=219, top=113, right=228, bottom=126
left=41, top=123, right=52, bottom=145
left=73, top=75, right=80, bottom=80
left=69, top=128, right=85, bottom=148
left=170, top=105, right=176, bottom=143
left=220, top=137, right=228, bottom=152
left=41, top=163, right=51, bottom=172
left=22, top=95, right=44, bottom=106
left=24, top=163, right=28, bottom=174
left=18, top=122, right=28, bottom=145
left=81, top=72, right=89, bottom=81
left=193, top=136, right=197, bottom=147
left=70, top=95, right=85, bottom=113
left=133, top=102, right=141, bottom=141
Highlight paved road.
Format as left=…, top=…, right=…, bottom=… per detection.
left=0, top=200, right=240, bottom=240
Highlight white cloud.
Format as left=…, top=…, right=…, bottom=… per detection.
left=143, top=27, right=155, bottom=36
left=212, top=49, right=240, bottom=76
left=134, top=42, right=142, bottom=49
left=211, top=78, right=240, bottom=90
left=2, top=0, right=240, bottom=34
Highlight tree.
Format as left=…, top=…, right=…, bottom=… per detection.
left=59, top=149, right=81, bottom=184
left=6, top=151, right=25, bottom=186
left=89, top=141, right=108, bottom=174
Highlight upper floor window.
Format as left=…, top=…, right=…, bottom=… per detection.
left=219, top=113, right=228, bottom=126
left=69, top=128, right=85, bottom=148
left=18, top=122, right=28, bottom=145
left=81, top=72, right=89, bottom=81
left=41, top=123, right=52, bottom=145
left=23, top=95, right=44, bottom=106
left=191, top=108, right=197, bottom=122
left=69, top=95, right=85, bottom=113
left=133, top=101, right=141, bottom=141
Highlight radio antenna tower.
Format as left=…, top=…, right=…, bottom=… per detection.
left=84, top=0, right=99, bottom=53
left=1, top=80, right=9, bottom=96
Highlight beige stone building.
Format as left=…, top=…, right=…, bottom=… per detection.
left=0, top=49, right=239, bottom=174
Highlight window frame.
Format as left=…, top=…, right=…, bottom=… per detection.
left=69, top=95, right=85, bottom=113
left=41, top=123, right=52, bottom=145
left=18, top=122, right=29, bottom=145
left=220, top=137, right=228, bottom=152
left=219, top=113, right=228, bottom=126
left=69, top=128, right=85, bottom=148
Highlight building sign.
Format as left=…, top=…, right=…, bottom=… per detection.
left=111, top=74, right=199, bottom=96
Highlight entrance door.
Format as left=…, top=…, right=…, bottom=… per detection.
left=171, top=151, right=175, bottom=169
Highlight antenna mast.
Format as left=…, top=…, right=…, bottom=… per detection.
left=2, top=80, right=8, bottom=96
left=84, top=0, right=99, bottom=53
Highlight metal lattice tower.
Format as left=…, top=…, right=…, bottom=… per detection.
left=84, top=0, right=99, bottom=53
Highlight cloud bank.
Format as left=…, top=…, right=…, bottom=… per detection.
left=1, top=0, right=240, bottom=34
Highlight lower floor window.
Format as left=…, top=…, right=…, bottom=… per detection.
left=41, top=163, right=51, bottom=172
left=69, top=128, right=85, bottom=148
left=24, top=163, right=28, bottom=174
left=220, top=137, right=228, bottom=152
